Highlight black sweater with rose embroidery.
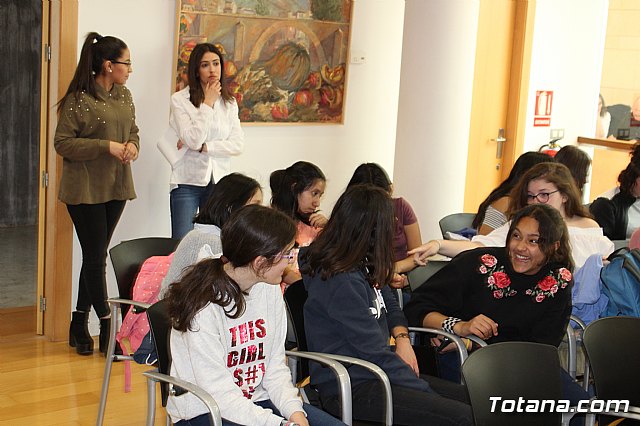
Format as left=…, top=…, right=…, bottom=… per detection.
left=404, top=247, right=573, bottom=347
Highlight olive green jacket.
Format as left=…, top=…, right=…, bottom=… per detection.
left=54, top=84, right=139, bottom=205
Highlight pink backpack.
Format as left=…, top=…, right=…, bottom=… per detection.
left=116, top=252, right=174, bottom=391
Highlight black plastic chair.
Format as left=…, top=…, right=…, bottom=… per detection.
left=582, top=316, right=640, bottom=422
left=406, top=261, right=448, bottom=292
left=438, top=213, right=476, bottom=239
left=97, top=237, right=179, bottom=426
left=284, top=282, right=394, bottom=425
left=145, top=299, right=222, bottom=426
left=109, top=237, right=179, bottom=319
left=462, top=342, right=563, bottom=426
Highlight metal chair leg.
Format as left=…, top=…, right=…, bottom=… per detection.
left=96, top=304, right=119, bottom=426
left=145, top=374, right=157, bottom=426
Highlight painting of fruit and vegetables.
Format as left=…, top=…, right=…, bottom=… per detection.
left=174, top=0, right=353, bottom=124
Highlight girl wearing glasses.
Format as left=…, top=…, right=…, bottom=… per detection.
left=472, top=152, right=551, bottom=235
left=54, top=32, right=139, bottom=356
left=167, top=43, right=244, bottom=240
left=300, top=185, right=473, bottom=426
left=165, top=205, right=344, bottom=426
left=411, top=162, right=613, bottom=269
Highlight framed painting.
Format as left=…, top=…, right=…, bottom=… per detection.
left=174, top=0, right=353, bottom=124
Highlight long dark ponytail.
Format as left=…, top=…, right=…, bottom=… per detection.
left=57, top=32, right=127, bottom=111
left=166, top=205, right=296, bottom=332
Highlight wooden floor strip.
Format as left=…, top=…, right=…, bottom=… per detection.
left=0, top=334, right=165, bottom=425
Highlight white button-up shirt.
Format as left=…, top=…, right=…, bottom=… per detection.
left=169, top=86, right=244, bottom=189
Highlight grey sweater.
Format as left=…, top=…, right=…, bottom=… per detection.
left=161, top=223, right=222, bottom=295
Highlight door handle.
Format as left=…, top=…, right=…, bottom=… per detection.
left=491, top=128, right=506, bottom=159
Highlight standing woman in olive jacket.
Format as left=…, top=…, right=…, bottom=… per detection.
left=55, top=32, right=139, bottom=356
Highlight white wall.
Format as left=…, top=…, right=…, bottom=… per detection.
left=393, top=0, right=480, bottom=241
left=523, top=0, right=609, bottom=152
left=74, top=0, right=406, bottom=329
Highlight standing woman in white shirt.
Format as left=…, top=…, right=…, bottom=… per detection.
left=169, top=43, right=244, bottom=239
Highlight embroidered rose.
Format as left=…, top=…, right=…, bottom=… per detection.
left=537, top=276, right=557, bottom=292
left=493, top=272, right=511, bottom=289
left=527, top=268, right=571, bottom=302
left=559, top=268, right=572, bottom=282
left=481, top=254, right=497, bottom=267
left=477, top=253, right=516, bottom=299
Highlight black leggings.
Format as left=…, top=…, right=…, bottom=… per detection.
left=66, top=200, right=126, bottom=318
left=320, top=374, right=473, bottom=426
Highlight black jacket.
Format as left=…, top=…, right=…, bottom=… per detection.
left=590, top=191, right=636, bottom=240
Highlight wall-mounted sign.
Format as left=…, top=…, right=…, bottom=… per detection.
left=534, top=90, right=553, bottom=127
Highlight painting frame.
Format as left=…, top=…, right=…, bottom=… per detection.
left=172, top=0, right=354, bottom=125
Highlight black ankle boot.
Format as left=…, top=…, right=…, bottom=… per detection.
left=69, top=311, right=94, bottom=355
left=100, top=317, right=123, bottom=357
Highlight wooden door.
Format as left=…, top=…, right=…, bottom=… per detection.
left=463, top=0, right=535, bottom=213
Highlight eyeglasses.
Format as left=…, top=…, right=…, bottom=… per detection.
left=280, top=249, right=297, bottom=264
left=112, top=60, right=132, bottom=68
left=527, top=189, right=559, bottom=204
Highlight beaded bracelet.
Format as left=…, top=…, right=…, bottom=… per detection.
left=442, top=317, right=462, bottom=335
left=394, top=332, right=410, bottom=340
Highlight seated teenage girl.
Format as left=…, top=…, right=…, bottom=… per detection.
left=165, top=205, right=344, bottom=426
left=300, top=185, right=473, bottom=426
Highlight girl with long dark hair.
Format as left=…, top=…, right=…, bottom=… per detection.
left=55, top=32, right=139, bottom=355
left=165, top=205, right=344, bottom=426
left=472, top=151, right=551, bottom=235
left=300, top=185, right=473, bottom=426
left=161, top=172, right=262, bottom=293
left=270, top=161, right=328, bottom=287
left=168, top=43, right=244, bottom=240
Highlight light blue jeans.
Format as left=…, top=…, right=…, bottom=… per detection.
left=170, top=182, right=215, bottom=240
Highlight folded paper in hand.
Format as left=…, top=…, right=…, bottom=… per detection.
left=157, top=126, right=186, bottom=167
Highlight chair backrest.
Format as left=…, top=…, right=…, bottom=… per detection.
left=110, top=237, right=179, bottom=317
left=283, top=281, right=310, bottom=378
left=462, top=342, right=563, bottom=426
left=582, top=316, right=640, bottom=406
left=146, top=299, right=174, bottom=406
left=407, top=261, right=448, bottom=291
left=439, top=213, right=476, bottom=239
left=612, top=239, right=629, bottom=251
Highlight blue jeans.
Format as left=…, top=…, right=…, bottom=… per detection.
left=174, top=399, right=345, bottom=426
left=170, top=182, right=215, bottom=240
